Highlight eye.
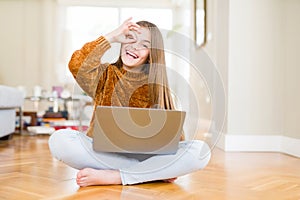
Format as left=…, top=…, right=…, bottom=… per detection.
left=126, top=34, right=134, bottom=39
left=142, top=44, right=149, bottom=48
left=140, top=43, right=150, bottom=49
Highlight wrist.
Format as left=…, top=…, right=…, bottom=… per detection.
left=104, top=32, right=115, bottom=43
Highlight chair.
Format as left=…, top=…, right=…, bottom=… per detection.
left=0, top=85, right=24, bottom=139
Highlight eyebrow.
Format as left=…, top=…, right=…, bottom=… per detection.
left=141, top=40, right=151, bottom=44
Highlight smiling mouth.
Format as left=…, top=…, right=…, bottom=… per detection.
left=126, top=50, right=139, bottom=59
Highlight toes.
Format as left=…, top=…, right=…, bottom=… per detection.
left=76, top=172, right=82, bottom=179
left=76, top=177, right=87, bottom=187
left=77, top=168, right=91, bottom=178
left=76, top=168, right=93, bottom=187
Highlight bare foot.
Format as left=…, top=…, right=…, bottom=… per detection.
left=76, top=168, right=122, bottom=187
left=163, top=177, right=177, bottom=183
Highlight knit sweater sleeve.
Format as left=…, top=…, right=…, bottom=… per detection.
left=68, top=36, right=111, bottom=98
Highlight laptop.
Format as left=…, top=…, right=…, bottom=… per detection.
left=93, top=106, right=186, bottom=154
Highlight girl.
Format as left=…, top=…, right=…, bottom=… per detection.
left=48, top=18, right=211, bottom=186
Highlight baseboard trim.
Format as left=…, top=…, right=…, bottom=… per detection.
left=216, top=134, right=300, bottom=158
left=281, top=136, right=300, bottom=157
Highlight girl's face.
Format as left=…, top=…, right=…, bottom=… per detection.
left=121, top=27, right=151, bottom=72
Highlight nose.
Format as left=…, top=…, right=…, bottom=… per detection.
left=131, top=43, right=138, bottom=50
left=129, top=42, right=144, bottom=51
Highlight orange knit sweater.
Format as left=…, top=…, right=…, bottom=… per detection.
left=69, top=36, right=151, bottom=137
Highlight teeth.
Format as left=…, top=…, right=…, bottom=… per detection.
left=126, top=51, right=138, bottom=59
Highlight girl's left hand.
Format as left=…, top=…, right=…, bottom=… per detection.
left=105, top=17, right=140, bottom=44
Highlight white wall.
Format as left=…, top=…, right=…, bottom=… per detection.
left=207, top=0, right=229, bottom=134
left=284, top=0, right=300, bottom=139
left=227, top=0, right=284, bottom=136
left=0, top=0, right=57, bottom=94
left=203, top=0, right=300, bottom=155
left=0, top=0, right=39, bottom=89
left=226, top=0, right=300, bottom=141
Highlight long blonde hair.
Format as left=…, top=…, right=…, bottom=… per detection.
left=113, top=21, right=175, bottom=110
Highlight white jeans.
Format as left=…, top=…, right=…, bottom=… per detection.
left=48, top=129, right=211, bottom=185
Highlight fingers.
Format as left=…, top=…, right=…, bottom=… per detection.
left=119, top=18, right=140, bottom=44
left=123, top=17, right=133, bottom=24
left=107, top=17, right=140, bottom=44
left=128, top=22, right=140, bottom=32
left=123, top=17, right=141, bottom=33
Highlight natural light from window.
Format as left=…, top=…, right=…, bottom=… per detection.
left=62, top=6, right=172, bottom=83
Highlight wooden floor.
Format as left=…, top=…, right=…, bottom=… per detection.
left=0, top=134, right=299, bottom=200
